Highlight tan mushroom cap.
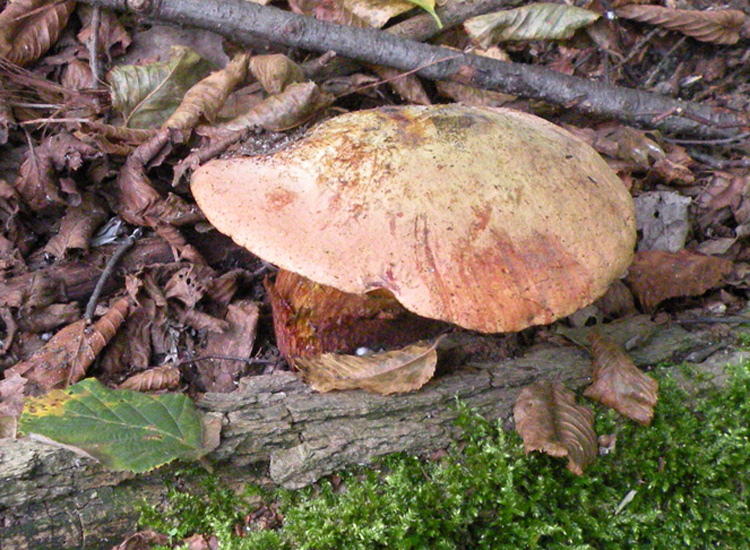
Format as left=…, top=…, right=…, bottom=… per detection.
left=191, top=105, right=636, bottom=333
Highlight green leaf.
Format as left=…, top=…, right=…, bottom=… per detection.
left=19, top=379, right=205, bottom=473
left=405, top=0, right=442, bottom=28
left=108, top=45, right=212, bottom=128
left=465, top=3, right=600, bottom=48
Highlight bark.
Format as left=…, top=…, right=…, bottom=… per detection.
left=76, top=0, right=748, bottom=139
left=1, top=316, right=741, bottom=550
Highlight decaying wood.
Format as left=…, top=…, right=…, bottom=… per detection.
left=2, top=316, right=745, bottom=550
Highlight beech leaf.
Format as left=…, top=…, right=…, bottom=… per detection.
left=0, top=0, right=75, bottom=66
left=584, top=330, right=658, bottom=426
left=616, top=5, right=747, bottom=45
left=19, top=378, right=205, bottom=473
left=465, top=3, right=600, bottom=49
left=108, top=46, right=212, bottom=128
left=626, top=249, right=733, bottom=311
left=514, top=380, right=597, bottom=475
left=294, top=338, right=442, bottom=395
left=7, top=298, right=130, bottom=391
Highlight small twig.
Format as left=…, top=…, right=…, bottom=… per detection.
left=663, top=131, right=750, bottom=146
left=689, top=151, right=750, bottom=169
left=87, top=5, right=103, bottom=87
left=178, top=355, right=276, bottom=366
left=85, top=227, right=142, bottom=322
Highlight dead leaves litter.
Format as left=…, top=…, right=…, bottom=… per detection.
left=585, top=330, right=658, bottom=426
left=514, top=380, right=597, bottom=475
left=626, top=249, right=733, bottom=311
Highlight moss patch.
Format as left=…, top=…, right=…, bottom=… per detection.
left=141, top=362, right=750, bottom=549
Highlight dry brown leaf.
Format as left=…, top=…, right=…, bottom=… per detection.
left=295, top=337, right=442, bottom=395
left=514, top=380, right=597, bottom=475
left=43, top=193, right=108, bottom=258
left=594, top=279, right=637, bottom=320
left=584, top=330, right=658, bottom=425
left=7, top=297, right=130, bottom=391
left=99, top=299, right=156, bottom=378
left=76, top=4, right=131, bottom=57
left=215, top=81, right=333, bottom=133
left=197, top=300, right=260, bottom=392
left=616, top=5, right=748, bottom=45
left=164, top=264, right=216, bottom=308
left=0, top=0, right=75, bottom=66
left=626, top=249, right=733, bottom=311
left=118, top=364, right=181, bottom=391
left=13, top=132, right=99, bottom=214
left=249, top=54, right=306, bottom=95
left=164, top=52, right=251, bottom=132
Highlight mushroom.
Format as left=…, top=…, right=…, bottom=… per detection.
left=191, top=105, right=635, bottom=343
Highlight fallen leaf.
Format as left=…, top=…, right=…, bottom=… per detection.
left=118, top=364, right=181, bottom=391
left=108, top=45, right=212, bottom=128
left=465, top=3, right=600, bottom=49
left=164, top=52, right=251, bottom=132
left=197, top=300, right=260, bottom=393
left=626, top=249, right=733, bottom=310
left=43, top=193, right=109, bottom=258
left=20, top=378, right=205, bottom=472
left=8, top=297, right=130, bottom=391
left=514, top=380, right=597, bottom=475
left=584, top=330, right=658, bottom=425
left=0, top=0, right=75, bottom=66
left=616, top=5, right=748, bottom=45
left=295, top=337, right=442, bottom=395
left=250, top=54, right=306, bottom=94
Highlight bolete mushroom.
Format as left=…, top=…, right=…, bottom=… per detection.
left=191, top=105, right=635, bottom=341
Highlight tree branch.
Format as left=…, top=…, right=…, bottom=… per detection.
left=79, top=0, right=747, bottom=139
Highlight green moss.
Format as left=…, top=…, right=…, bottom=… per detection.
left=140, top=362, right=750, bottom=549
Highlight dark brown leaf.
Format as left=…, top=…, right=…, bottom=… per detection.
left=616, top=5, right=747, bottom=45
left=514, top=380, right=597, bottom=475
left=13, top=132, right=99, bottom=214
left=295, top=338, right=441, bottom=395
left=7, top=297, right=129, bottom=391
left=197, top=300, right=260, bottom=392
left=43, top=193, right=108, bottom=258
left=626, top=249, right=733, bottom=310
left=584, top=330, right=658, bottom=425
left=0, top=0, right=75, bottom=66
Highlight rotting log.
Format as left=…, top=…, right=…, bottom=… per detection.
left=1, top=316, right=746, bottom=550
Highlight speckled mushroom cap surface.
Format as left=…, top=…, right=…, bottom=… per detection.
left=191, top=105, right=636, bottom=332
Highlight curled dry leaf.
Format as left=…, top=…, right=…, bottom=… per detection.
left=0, top=373, right=27, bottom=438
left=584, top=330, right=658, bottom=425
left=465, top=3, right=600, bottom=49
left=7, top=297, right=130, bottom=391
left=215, top=81, right=333, bottom=133
left=164, top=52, right=251, bottom=132
left=0, top=0, right=75, bottom=66
left=43, top=193, right=108, bottom=258
left=14, top=131, right=99, bottom=214
left=295, top=337, right=442, bottom=395
left=616, top=5, right=748, bottom=45
left=118, top=364, right=181, bottom=391
left=514, top=380, right=597, bottom=475
left=250, top=54, right=306, bottom=95
left=626, top=249, right=733, bottom=311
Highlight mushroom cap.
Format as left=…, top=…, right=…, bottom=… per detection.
left=191, top=105, right=636, bottom=332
